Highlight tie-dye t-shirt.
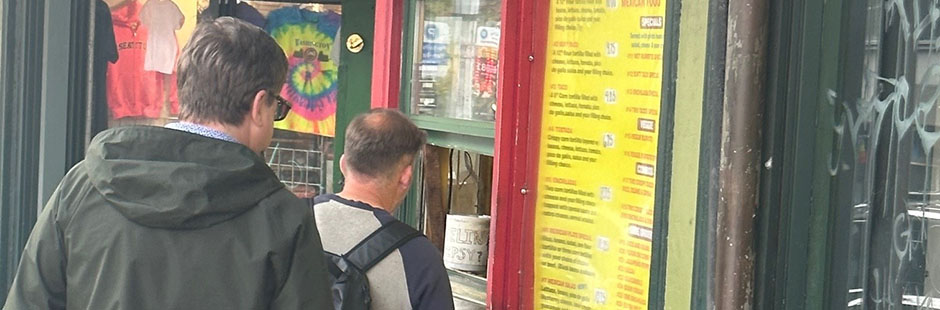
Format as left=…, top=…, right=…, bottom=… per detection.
left=265, top=8, right=341, bottom=136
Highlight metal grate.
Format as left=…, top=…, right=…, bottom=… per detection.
left=265, top=134, right=330, bottom=199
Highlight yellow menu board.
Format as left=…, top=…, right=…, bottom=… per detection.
left=532, top=0, right=666, bottom=309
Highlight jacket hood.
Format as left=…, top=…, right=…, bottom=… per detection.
left=85, top=126, right=284, bottom=229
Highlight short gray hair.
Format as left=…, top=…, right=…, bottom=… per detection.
left=344, top=109, right=427, bottom=178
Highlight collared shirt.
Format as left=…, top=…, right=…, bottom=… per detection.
left=165, top=122, right=239, bottom=143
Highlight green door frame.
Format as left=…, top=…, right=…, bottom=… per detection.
left=755, top=0, right=820, bottom=307
left=648, top=0, right=683, bottom=307
left=803, top=0, right=844, bottom=306
left=332, top=0, right=377, bottom=192
left=753, top=0, right=844, bottom=308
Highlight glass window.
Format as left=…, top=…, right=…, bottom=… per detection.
left=237, top=1, right=342, bottom=197
left=826, top=0, right=940, bottom=308
left=409, top=0, right=502, bottom=122
left=91, top=0, right=341, bottom=197
left=94, top=0, right=200, bottom=131
left=237, top=1, right=342, bottom=137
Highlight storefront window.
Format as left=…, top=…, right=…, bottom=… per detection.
left=410, top=0, right=502, bottom=122
left=96, top=0, right=199, bottom=131
left=402, top=0, right=503, bottom=305
left=92, top=0, right=340, bottom=198
left=827, top=0, right=940, bottom=308
left=238, top=1, right=342, bottom=138
left=237, top=1, right=342, bottom=197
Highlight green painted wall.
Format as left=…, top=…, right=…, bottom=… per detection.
left=663, top=0, right=709, bottom=308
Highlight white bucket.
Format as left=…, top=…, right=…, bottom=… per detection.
left=443, top=214, right=491, bottom=272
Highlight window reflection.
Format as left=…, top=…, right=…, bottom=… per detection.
left=410, top=0, right=502, bottom=122
left=831, top=0, right=940, bottom=308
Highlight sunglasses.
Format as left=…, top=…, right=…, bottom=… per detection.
left=271, top=92, right=292, bottom=121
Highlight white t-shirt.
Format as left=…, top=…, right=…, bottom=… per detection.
left=141, top=0, right=184, bottom=74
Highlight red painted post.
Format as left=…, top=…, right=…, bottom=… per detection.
left=486, top=0, right=549, bottom=308
left=370, top=0, right=403, bottom=109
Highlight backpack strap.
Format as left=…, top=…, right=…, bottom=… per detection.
left=344, top=221, right=422, bottom=272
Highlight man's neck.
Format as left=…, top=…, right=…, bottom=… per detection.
left=181, top=119, right=249, bottom=145
left=338, top=182, right=397, bottom=213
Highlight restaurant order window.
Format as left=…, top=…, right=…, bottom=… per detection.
left=399, top=0, right=503, bottom=308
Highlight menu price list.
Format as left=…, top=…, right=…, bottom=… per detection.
left=532, top=0, right=667, bottom=308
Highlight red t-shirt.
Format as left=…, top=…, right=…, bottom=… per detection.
left=107, top=1, right=163, bottom=119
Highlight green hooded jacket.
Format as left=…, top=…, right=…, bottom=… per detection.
left=3, top=126, right=332, bottom=309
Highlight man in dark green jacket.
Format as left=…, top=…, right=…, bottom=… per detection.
left=3, top=17, right=332, bottom=309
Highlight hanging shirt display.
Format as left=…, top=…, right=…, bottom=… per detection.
left=140, top=0, right=184, bottom=75
left=108, top=0, right=164, bottom=119
left=265, top=8, right=341, bottom=136
left=91, top=0, right=119, bottom=136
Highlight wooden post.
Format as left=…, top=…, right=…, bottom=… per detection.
left=422, top=145, right=448, bottom=251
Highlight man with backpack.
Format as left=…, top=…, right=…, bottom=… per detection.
left=313, top=109, right=454, bottom=310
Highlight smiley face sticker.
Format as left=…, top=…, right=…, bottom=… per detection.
left=346, top=33, right=364, bottom=54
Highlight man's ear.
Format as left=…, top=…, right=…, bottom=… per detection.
left=399, top=163, right=414, bottom=190
left=249, top=90, right=268, bottom=127
left=339, top=154, right=349, bottom=177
